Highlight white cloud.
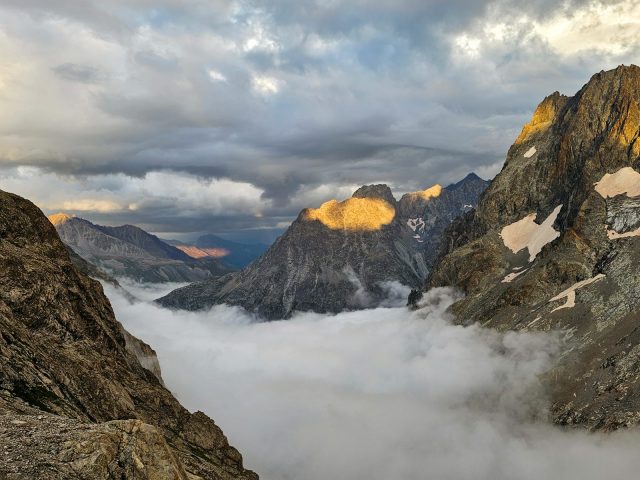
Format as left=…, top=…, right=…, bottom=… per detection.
left=452, top=1, right=640, bottom=62
left=534, top=1, right=640, bottom=57
left=106, top=284, right=640, bottom=480
left=251, top=74, right=281, bottom=95
left=241, top=18, right=281, bottom=53
left=454, top=34, right=482, bottom=58
left=0, top=167, right=267, bottom=220
left=58, top=198, right=123, bottom=212
left=208, top=69, right=228, bottom=82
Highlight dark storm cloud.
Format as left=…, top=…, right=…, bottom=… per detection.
left=0, top=0, right=638, bottom=234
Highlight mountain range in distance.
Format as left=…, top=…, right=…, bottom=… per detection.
left=166, top=235, right=269, bottom=269
left=49, top=213, right=235, bottom=283
left=48, top=213, right=269, bottom=283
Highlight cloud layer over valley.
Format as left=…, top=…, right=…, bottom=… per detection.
left=106, top=284, right=640, bottom=480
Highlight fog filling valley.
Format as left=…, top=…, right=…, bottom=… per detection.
left=105, top=283, right=640, bottom=480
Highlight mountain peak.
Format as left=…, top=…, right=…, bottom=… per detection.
left=515, top=91, right=568, bottom=145
left=352, top=184, right=396, bottom=205
left=462, top=172, right=482, bottom=181
left=427, top=65, right=640, bottom=430
left=48, top=212, right=75, bottom=226
left=445, top=173, right=488, bottom=191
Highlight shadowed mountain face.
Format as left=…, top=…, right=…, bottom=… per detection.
left=425, top=65, right=640, bottom=430
left=50, top=214, right=234, bottom=282
left=158, top=174, right=488, bottom=320
left=0, top=190, right=257, bottom=479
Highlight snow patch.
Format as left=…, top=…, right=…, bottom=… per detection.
left=502, top=268, right=529, bottom=283
left=549, top=274, right=605, bottom=312
left=607, top=226, right=640, bottom=239
left=407, top=217, right=425, bottom=232
left=524, top=146, right=537, bottom=158
left=594, top=167, right=640, bottom=198
left=527, top=316, right=543, bottom=328
left=500, top=205, right=563, bottom=262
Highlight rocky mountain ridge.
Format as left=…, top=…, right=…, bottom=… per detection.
left=158, top=174, right=488, bottom=319
left=0, top=191, right=256, bottom=479
left=51, top=213, right=234, bottom=283
left=424, top=64, right=640, bottom=430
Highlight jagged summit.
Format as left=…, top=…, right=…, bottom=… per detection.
left=445, top=172, right=486, bottom=190
left=158, top=172, right=488, bottom=319
left=352, top=184, right=397, bottom=205
left=426, top=65, right=640, bottom=430
left=474, top=64, right=640, bottom=230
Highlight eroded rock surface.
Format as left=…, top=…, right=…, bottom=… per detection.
left=0, top=190, right=257, bottom=479
left=426, top=65, right=640, bottom=430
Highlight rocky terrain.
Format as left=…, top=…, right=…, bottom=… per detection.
left=158, top=175, right=487, bottom=319
left=424, top=64, right=640, bottom=430
left=0, top=190, right=257, bottom=479
left=51, top=213, right=234, bottom=283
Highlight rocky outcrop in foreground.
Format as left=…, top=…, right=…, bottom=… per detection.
left=425, top=65, right=640, bottom=430
left=0, top=190, right=256, bottom=479
left=158, top=175, right=487, bottom=319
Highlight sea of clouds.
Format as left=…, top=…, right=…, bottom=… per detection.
left=104, top=283, right=640, bottom=480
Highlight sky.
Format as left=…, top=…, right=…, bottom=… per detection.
left=0, top=0, right=639, bottom=240
left=108, top=283, right=640, bottom=480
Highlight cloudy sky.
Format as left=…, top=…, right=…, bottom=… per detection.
left=0, top=0, right=639, bottom=240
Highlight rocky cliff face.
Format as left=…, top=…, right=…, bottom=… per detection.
left=158, top=175, right=487, bottom=320
left=0, top=190, right=257, bottom=479
left=51, top=214, right=233, bottom=283
left=426, top=65, right=640, bottom=430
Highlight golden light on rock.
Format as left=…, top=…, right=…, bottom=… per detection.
left=48, top=212, right=74, bottom=226
left=515, top=95, right=562, bottom=145
left=416, top=184, right=442, bottom=200
left=175, top=245, right=230, bottom=259
left=402, top=184, right=443, bottom=201
left=303, top=197, right=396, bottom=231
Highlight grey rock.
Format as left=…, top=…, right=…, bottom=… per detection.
left=426, top=64, right=640, bottom=430
left=606, top=196, right=640, bottom=234
left=0, top=191, right=257, bottom=479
